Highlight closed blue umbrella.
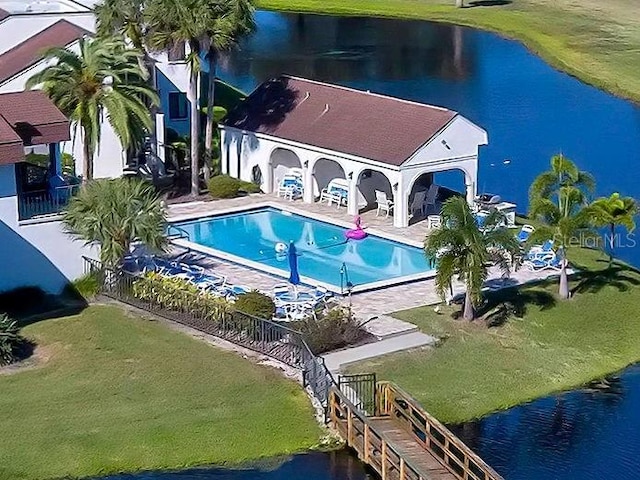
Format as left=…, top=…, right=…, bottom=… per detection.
left=288, top=241, right=300, bottom=286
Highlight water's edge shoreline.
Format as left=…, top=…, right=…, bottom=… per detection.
left=255, top=2, right=640, bottom=106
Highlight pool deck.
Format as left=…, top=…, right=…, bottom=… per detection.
left=165, top=194, right=568, bottom=367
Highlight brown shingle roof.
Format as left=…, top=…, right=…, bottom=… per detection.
left=223, top=76, right=457, bottom=166
left=0, top=90, right=70, bottom=165
left=0, top=8, right=10, bottom=22
left=0, top=19, right=90, bottom=84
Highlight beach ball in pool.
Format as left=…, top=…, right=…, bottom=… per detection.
left=275, top=242, right=288, bottom=254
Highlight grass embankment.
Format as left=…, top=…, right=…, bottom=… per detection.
left=348, top=248, right=640, bottom=424
left=256, top=0, right=640, bottom=104
left=0, top=306, right=322, bottom=480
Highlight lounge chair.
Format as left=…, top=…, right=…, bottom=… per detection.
left=524, top=252, right=562, bottom=272
left=320, top=178, right=349, bottom=207
left=276, top=174, right=303, bottom=200
left=424, top=184, right=439, bottom=214
left=375, top=190, right=394, bottom=217
left=517, top=225, right=535, bottom=243
left=526, top=240, right=554, bottom=259
left=409, top=190, right=427, bottom=218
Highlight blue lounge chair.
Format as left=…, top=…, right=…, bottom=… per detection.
left=525, top=252, right=562, bottom=271
left=517, top=225, right=535, bottom=243
left=526, top=240, right=554, bottom=260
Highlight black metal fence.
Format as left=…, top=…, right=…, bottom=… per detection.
left=18, top=185, right=79, bottom=220
left=338, top=373, right=378, bottom=416
left=83, top=257, right=336, bottom=408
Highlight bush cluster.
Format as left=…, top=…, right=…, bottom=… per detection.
left=132, top=272, right=232, bottom=322
left=234, top=291, right=276, bottom=319
left=0, top=313, right=31, bottom=366
left=295, top=307, right=367, bottom=355
left=207, top=175, right=261, bottom=199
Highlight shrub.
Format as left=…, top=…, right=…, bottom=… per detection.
left=208, top=175, right=261, bottom=199
left=234, top=291, right=276, bottom=319
left=208, top=175, right=242, bottom=198
left=71, top=272, right=101, bottom=299
left=132, top=272, right=232, bottom=322
left=295, top=307, right=368, bottom=354
left=0, top=313, right=31, bottom=366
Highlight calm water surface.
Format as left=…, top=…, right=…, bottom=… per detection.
left=219, top=11, right=640, bottom=267
left=452, top=365, right=640, bottom=479
left=99, top=451, right=371, bottom=479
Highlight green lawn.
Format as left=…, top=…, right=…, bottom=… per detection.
left=0, top=306, right=322, bottom=480
left=256, top=0, right=640, bottom=104
left=347, top=249, right=640, bottom=424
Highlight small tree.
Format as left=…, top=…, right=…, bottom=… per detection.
left=425, top=196, right=520, bottom=321
left=27, top=37, right=157, bottom=184
left=0, top=314, right=28, bottom=366
left=63, top=178, right=168, bottom=268
left=528, top=154, right=595, bottom=299
left=589, top=193, right=638, bottom=265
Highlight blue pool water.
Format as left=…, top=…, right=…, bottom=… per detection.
left=174, top=207, right=432, bottom=290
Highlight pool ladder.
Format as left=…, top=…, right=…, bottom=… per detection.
left=167, top=225, right=190, bottom=241
left=340, top=262, right=354, bottom=295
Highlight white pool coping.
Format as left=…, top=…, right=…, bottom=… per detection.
left=170, top=201, right=435, bottom=294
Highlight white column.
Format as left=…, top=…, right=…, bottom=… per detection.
left=393, top=178, right=409, bottom=228
left=465, top=171, right=476, bottom=205
left=220, top=130, right=229, bottom=175
left=263, top=159, right=273, bottom=193
left=303, top=158, right=314, bottom=203
left=155, top=113, right=165, bottom=163
left=347, top=173, right=358, bottom=216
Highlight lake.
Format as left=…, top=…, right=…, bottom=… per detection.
left=218, top=11, right=640, bottom=268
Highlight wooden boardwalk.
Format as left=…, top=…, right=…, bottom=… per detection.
left=328, top=381, right=503, bottom=480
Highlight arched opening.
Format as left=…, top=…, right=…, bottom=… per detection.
left=312, top=158, right=346, bottom=200
left=269, top=148, right=301, bottom=192
left=356, top=169, right=393, bottom=213
left=407, top=169, right=467, bottom=225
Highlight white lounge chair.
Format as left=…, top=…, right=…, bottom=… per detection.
left=276, top=174, right=303, bottom=200
left=320, top=178, right=349, bottom=208
left=424, top=184, right=439, bottom=214
left=524, top=252, right=562, bottom=272
left=375, top=190, right=394, bottom=217
left=410, top=190, right=427, bottom=218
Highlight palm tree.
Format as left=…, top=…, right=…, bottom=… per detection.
left=202, top=0, right=255, bottom=180
left=589, top=193, right=638, bottom=265
left=63, top=177, right=168, bottom=268
left=528, top=154, right=595, bottom=299
left=95, top=0, right=149, bottom=78
left=27, top=37, right=157, bottom=184
left=146, top=0, right=208, bottom=196
left=425, top=196, right=520, bottom=321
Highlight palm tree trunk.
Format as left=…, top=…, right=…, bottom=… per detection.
left=204, top=49, right=218, bottom=184
left=609, top=223, right=615, bottom=266
left=187, top=66, right=200, bottom=196
left=559, top=259, right=570, bottom=299
left=463, top=288, right=474, bottom=321
left=82, top=127, right=93, bottom=185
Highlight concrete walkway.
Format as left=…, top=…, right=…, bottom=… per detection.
left=322, top=331, right=437, bottom=373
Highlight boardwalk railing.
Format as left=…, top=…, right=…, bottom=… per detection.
left=83, top=257, right=336, bottom=407
left=378, top=382, right=503, bottom=480
left=329, top=387, right=429, bottom=480
left=329, top=383, right=503, bottom=480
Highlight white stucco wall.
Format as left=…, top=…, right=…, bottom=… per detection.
left=0, top=164, right=97, bottom=294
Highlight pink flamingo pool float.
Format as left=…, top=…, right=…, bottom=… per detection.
left=345, top=215, right=367, bottom=240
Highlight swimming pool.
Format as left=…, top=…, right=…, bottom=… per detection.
left=172, top=207, right=434, bottom=292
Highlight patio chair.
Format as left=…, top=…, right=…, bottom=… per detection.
left=427, top=215, right=442, bottom=229
left=526, top=240, right=554, bottom=259
left=375, top=190, right=394, bottom=217
left=276, top=175, right=303, bottom=200
left=409, top=190, right=427, bottom=218
left=424, top=184, right=439, bottom=214
left=320, top=178, right=349, bottom=207
left=516, top=225, right=535, bottom=243
left=524, top=252, right=562, bottom=272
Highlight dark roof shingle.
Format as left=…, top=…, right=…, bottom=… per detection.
left=0, top=90, right=70, bottom=164
left=223, top=76, right=457, bottom=166
left=0, top=19, right=90, bottom=84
